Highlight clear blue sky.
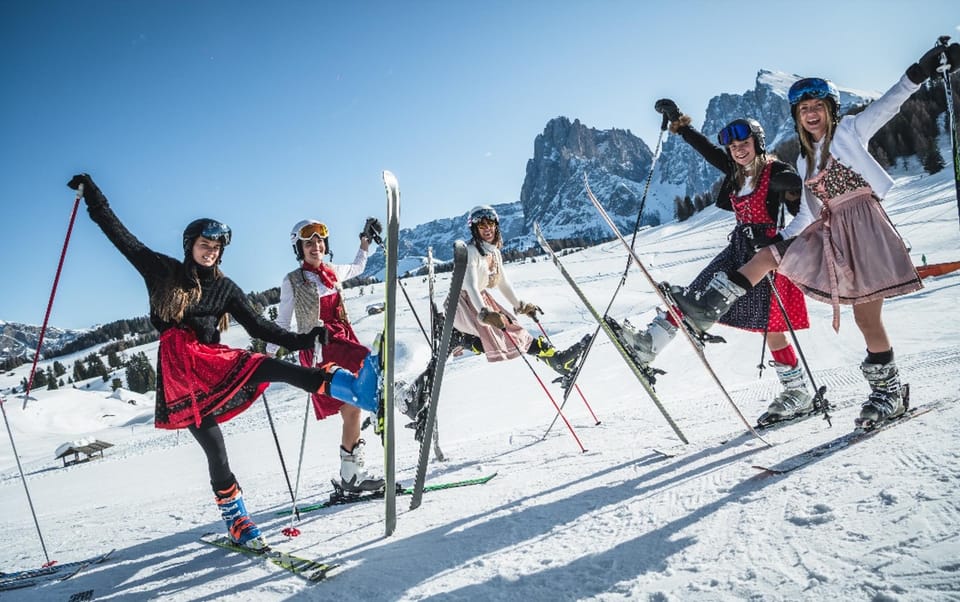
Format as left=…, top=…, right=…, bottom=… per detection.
left=2, top=1, right=957, bottom=329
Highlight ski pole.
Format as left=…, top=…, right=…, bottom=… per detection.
left=283, top=340, right=322, bottom=535
left=261, top=391, right=297, bottom=512
left=935, top=36, right=960, bottom=228
left=1, top=394, right=52, bottom=565
left=398, top=277, right=431, bottom=346
left=499, top=324, right=587, bottom=453
left=765, top=273, right=831, bottom=426
left=22, top=184, right=83, bottom=410
left=530, top=316, right=600, bottom=429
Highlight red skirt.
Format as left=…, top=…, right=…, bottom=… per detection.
left=155, top=328, right=268, bottom=429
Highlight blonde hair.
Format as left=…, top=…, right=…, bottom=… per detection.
left=732, top=153, right=769, bottom=189
left=795, top=101, right=837, bottom=178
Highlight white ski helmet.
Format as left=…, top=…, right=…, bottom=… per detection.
left=290, top=219, right=331, bottom=261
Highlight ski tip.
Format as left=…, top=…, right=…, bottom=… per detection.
left=382, top=170, right=397, bottom=184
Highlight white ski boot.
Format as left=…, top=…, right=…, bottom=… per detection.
left=338, top=439, right=385, bottom=493
left=758, top=361, right=814, bottom=424
left=619, top=310, right=677, bottom=365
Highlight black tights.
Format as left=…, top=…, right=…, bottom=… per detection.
left=187, top=357, right=330, bottom=493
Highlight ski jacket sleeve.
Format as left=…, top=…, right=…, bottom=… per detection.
left=83, top=186, right=174, bottom=280
left=766, top=162, right=802, bottom=219
left=462, top=245, right=489, bottom=313
left=677, top=124, right=736, bottom=212
left=331, top=246, right=371, bottom=282
left=266, top=274, right=296, bottom=355
left=226, top=278, right=314, bottom=351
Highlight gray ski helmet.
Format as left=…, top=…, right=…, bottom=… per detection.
left=290, top=219, right=331, bottom=261
left=467, top=205, right=498, bottom=227
left=717, top=118, right=766, bottom=156
left=183, top=218, right=231, bottom=261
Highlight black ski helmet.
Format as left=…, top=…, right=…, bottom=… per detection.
left=717, top=118, right=766, bottom=156
left=290, top=219, right=332, bottom=261
left=182, top=218, right=231, bottom=263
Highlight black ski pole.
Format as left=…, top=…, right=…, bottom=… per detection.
left=261, top=392, right=297, bottom=517
left=934, top=36, right=960, bottom=228
left=765, top=273, right=831, bottom=426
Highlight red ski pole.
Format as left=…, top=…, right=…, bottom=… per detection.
left=22, top=184, right=83, bottom=410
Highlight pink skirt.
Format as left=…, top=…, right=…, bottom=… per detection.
left=452, top=290, right=535, bottom=362
left=774, top=188, right=922, bottom=331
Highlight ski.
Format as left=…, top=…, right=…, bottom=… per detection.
left=752, top=399, right=941, bottom=474
left=0, top=549, right=114, bottom=592
left=410, top=240, right=469, bottom=510
left=381, top=170, right=400, bottom=536
left=200, top=533, right=338, bottom=582
left=275, top=473, right=498, bottom=516
left=584, top=175, right=769, bottom=446
left=934, top=36, right=960, bottom=225
left=426, top=246, right=445, bottom=462
left=534, top=222, right=688, bottom=444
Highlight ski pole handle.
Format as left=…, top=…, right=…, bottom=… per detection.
left=938, top=36, right=953, bottom=73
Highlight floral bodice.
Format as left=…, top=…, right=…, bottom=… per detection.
left=805, top=157, right=871, bottom=202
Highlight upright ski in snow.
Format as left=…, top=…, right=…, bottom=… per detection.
left=534, top=222, right=688, bottom=444
left=410, top=240, right=468, bottom=510
left=426, top=246, right=446, bottom=462
left=584, top=175, right=769, bottom=447
left=381, top=170, right=400, bottom=536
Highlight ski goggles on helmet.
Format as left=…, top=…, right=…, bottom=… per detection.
left=717, top=121, right=753, bottom=146
left=468, top=208, right=498, bottom=226
left=788, top=78, right=838, bottom=106
left=199, top=221, right=232, bottom=246
left=297, top=222, right=329, bottom=241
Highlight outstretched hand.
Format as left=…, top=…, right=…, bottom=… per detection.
left=478, top=307, right=508, bottom=330
left=360, top=217, right=383, bottom=243
left=515, top=301, right=542, bottom=320
left=67, top=173, right=97, bottom=197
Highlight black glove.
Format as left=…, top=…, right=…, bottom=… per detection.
left=907, top=41, right=960, bottom=84
left=67, top=173, right=99, bottom=198
left=768, top=170, right=801, bottom=194
left=360, top=217, right=383, bottom=243
left=654, top=98, right=682, bottom=123
left=738, top=225, right=781, bottom=253
left=307, top=325, right=329, bottom=347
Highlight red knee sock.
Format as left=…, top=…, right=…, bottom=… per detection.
left=771, top=345, right=797, bottom=368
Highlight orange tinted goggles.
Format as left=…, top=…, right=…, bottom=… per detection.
left=297, top=222, right=329, bottom=240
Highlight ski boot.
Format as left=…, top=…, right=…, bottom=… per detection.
left=397, top=367, right=432, bottom=422
left=338, top=439, right=385, bottom=493
left=856, top=360, right=908, bottom=429
left=669, top=272, right=746, bottom=334
left=757, top=361, right=814, bottom=425
left=324, top=335, right=382, bottom=413
left=618, top=310, right=677, bottom=365
left=215, top=481, right=268, bottom=551
left=531, top=336, right=588, bottom=377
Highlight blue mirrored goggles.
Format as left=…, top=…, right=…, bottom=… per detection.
left=717, top=122, right=753, bottom=146
left=788, top=78, right=836, bottom=105
left=200, top=221, right=232, bottom=246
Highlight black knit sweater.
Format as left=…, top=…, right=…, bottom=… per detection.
left=83, top=187, right=313, bottom=350
left=677, top=124, right=801, bottom=222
